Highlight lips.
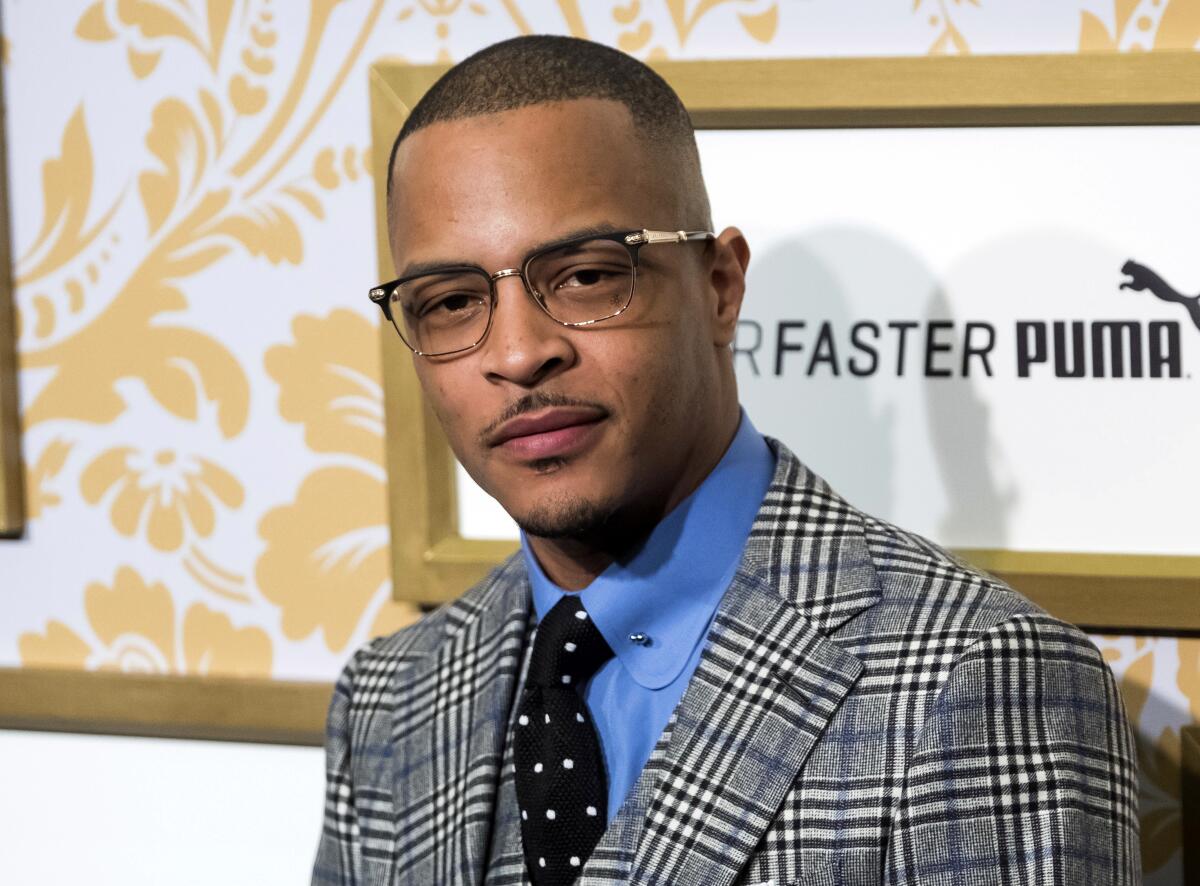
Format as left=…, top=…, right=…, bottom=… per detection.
left=488, top=407, right=607, bottom=460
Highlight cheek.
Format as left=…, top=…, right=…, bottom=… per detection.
left=595, top=335, right=683, bottom=424
left=643, top=329, right=715, bottom=422
left=416, top=367, right=477, bottom=446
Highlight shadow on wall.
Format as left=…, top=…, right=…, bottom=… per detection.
left=923, top=286, right=1016, bottom=549
left=737, top=234, right=896, bottom=518
left=736, top=226, right=1012, bottom=549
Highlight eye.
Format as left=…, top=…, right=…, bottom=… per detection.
left=552, top=262, right=633, bottom=294
left=420, top=292, right=480, bottom=317
left=557, top=267, right=610, bottom=289
left=528, top=238, right=634, bottom=308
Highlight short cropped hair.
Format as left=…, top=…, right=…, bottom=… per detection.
left=386, top=35, right=704, bottom=213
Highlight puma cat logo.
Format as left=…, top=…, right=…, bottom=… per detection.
left=1120, top=260, right=1200, bottom=333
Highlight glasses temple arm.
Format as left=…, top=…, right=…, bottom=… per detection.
left=625, top=229, right=716, bottom=246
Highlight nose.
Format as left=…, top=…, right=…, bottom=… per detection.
left=478, top=274, right=576, bottom=387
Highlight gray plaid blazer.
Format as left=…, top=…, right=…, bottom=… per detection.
left=313, top=440, right=1139, bottom=885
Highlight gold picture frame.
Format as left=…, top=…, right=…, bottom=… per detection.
left=0, top=668, right=329, bottom=745
left=370, top=52, right=1200, bottom=631
left=0, top=58, right=25, bottom=539
left=0, top=37, right=330, bottom=742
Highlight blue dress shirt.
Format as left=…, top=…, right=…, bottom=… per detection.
left=521, top=411, right=775, bottom=821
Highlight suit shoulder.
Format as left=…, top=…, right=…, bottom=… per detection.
left=338, top=551, right=527, bottom=693
left=857, top=512, right=1046, bottom=636
left=756, top=440, right=1047, bottom=642
left=844, top=511, right=1114, bottom=721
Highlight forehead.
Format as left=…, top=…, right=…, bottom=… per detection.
left=387, top=99, right=680, bottom=269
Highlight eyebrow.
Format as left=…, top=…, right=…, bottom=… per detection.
left=395, top=222, right=628, bottom=280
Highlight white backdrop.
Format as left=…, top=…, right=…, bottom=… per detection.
left=0, top=730, right=323, bottom=885
left=458, top=126, right=1200, bottom=557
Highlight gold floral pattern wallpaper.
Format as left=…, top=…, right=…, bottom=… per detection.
left=1, top=0, right=1197, bottom=879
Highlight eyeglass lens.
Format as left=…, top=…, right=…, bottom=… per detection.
left=388, top=238, right=635, bottom=354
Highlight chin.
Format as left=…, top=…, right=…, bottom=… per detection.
left=507, top=487, right=620, bottom=540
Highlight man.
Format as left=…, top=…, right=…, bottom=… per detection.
left=314, top=36, right=1138, bottom=886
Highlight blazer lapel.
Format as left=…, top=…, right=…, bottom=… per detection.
left=387, top=559, right=532, bottom=886
left=621, top=577, right=864, bottom=886
left=591, top=441, right=881, bottom=886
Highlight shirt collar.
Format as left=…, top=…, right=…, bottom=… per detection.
left=522, top=411, right=775, bottom=689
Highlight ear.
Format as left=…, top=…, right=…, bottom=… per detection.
left=707, top=226, right=751, bottom=348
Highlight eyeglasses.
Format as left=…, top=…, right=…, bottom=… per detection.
left=369, top=228, right=715, bottom=357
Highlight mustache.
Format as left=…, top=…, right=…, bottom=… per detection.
left=479, top=391, right=609, bottom=443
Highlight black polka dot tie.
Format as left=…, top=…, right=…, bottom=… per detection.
left=514, top=595, right=615, bottom=885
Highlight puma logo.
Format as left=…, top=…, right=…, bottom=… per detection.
left=1120, top=260, right=1200, bottom=332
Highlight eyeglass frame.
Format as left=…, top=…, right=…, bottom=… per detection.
left=369, top=228, right=716, bottom=357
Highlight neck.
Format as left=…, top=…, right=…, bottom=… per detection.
left=525, top=400, right=741, bottom=591
left=524, top=534, right=626, bottom=592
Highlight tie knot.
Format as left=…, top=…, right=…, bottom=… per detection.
left=527, top=596, right=614, bottom=689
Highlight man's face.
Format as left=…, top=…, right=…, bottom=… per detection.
left=388, top=99, right=742, bottom=540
